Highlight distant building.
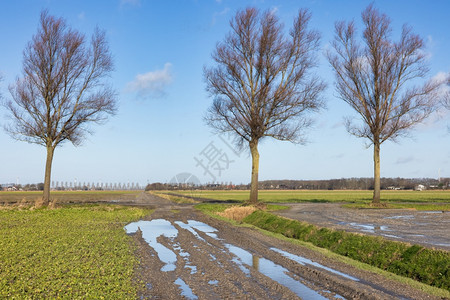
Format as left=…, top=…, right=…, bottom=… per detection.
left=415, top=184, right=425, bottom=191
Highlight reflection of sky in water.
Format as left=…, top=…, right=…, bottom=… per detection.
left=126, top=219, right=352, bottom=298
left=271, top=248, right=359, bottom=281
left=175, top=277, right=198, bottom=300
left=175, top=220, right=219, bottom=241
left=225, top=243, right=327, bottom=299
left=125, top=219, right=178, bottom=272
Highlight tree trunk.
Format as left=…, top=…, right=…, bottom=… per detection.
left=249, top=140, right=260, bottom=204
left=42, top=145, right=55, bottom=206
left=372, top=142, right=381, bottom=204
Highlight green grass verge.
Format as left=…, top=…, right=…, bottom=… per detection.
left=246, top=223, right=450, bottom=299
left=195, top=203, right=450, bottom=298
left=172, top=190, right=450, bottom=203
left=243, top=210, right=450, bottom=291
left=0, top=205, right=150, bottom=298
left=174, top=189, right=450, bottom=204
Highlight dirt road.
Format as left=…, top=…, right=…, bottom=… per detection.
left=126, top=194, right=439, bottom=299
left=275, top=203, right=450, bottom=251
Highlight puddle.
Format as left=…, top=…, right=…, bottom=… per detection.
left=175, top=220, right=219, bottom=241
left=382, top=234, right=402, bottom=239
left=322, top=290, right=346, bottom=299
left=432, top=243, right=450, bottom=247
left=208, top=280, right=219, bottom=286
left=187, top=220, right=219, bottom=239
left=339, top=222, right=389, bottom=233
left=385, top=215, right=414, bottom=220
left=225, top=244, right=327, bottom=299
left=186, top=265, right=197, bottom=274
left=125, top=219, right=179, bottom=272
left=271, top=248, right=359, bottom=281
left=175, top=278, right=198, bottom=300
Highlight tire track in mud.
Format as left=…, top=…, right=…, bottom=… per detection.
left=127, top=194, right=440, bottom=299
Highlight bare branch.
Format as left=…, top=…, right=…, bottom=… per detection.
left=204, top=7, right=325, bottom=146
left=4, top=11, right=117, bottom=148
left=327, top=4, right=443, bottom=203
left=2, top=10, right=117, bottom=205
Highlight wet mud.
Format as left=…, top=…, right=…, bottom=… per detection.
left=127, top=194, right=440, bottom=299
left=276, top=203, right=450, bottom=251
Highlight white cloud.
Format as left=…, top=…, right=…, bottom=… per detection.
left=78, top=12, right=85, bottom=20
left=269, top=6, right=279, bottom=16
left=126, top=63, right=173, bottom=99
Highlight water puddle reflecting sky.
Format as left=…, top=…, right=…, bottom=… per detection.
left=126, top=219, right=348, bottom=299
left=175, top=277, right=198, bottom=300
left=225, top=243, right=328, bottom=299
left=338, top=222, right=389, bottom=233
left=271, top=248, right=360, bottom=281
left=124, top=219, right=178, bottom=272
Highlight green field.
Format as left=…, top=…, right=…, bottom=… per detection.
left=0, top=205, right=149, bottom=298
left=171, top=189, right=450, bottom=210
left=0, top=190, right=142, bottom=205
left=175, top=189, right=450, bottom=203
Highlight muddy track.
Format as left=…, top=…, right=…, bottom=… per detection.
left=125, top=193, right=439, bottom=299
left=275, top=203, right=450, bottom=251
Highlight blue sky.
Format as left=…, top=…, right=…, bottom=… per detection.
left=0, top=0, right=449, bottom=186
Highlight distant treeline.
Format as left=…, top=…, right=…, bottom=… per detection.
left=146, top=177, right=449, bottom=191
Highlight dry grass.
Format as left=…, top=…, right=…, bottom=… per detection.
left=216, top=206, right=257, bottom=222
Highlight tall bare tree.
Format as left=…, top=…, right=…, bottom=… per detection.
left=204, top=8, right=325, bottom=204
left=4, top=11, right=117, bottom=206
left=327, top=5, right=442, bottom=205
left=444, top=75, right=450, bottom=110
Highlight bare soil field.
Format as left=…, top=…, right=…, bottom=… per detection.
left=127, top=193, right=441, bottom=299
left=275, top=203, right=450, bottom=251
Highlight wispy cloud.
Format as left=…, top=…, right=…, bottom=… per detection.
left=416, top=71, right=450, bottom=129
left=269, top=6, right=279, bottom=16
left=211, top=8, right=230, bottom=26
left=331, top=153, right=345, bottom=159
left=396, top=156, right=415, bottom=165
left=126, top=63, right=173, bottom=99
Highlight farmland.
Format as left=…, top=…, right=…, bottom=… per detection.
left=1, top=190, right=449, bottom=298
left=0, top=190, right=141, bottom=205
left=0, top=204, right=150, bottom=298
left=169, top=189, right=450, bottom=207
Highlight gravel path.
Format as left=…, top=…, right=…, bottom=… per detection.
left=125, top=194, right=440, bottom=299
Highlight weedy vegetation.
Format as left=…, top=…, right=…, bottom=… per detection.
left=0, top=205, right=150, bottom=298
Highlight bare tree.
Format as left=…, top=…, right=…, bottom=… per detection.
left=444, top=75, right=450, bottom=110
left=204, top=8, right=325, bottom=204
left=4, top=11, right=117, bottom=206
left=327, top=5, right=442, bottom=205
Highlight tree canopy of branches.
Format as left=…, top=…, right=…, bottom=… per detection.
left=4, top=11, right=117, bottom=206
left=444, top=75, right=450, bottom=110
left=327, top=4, right=442, bottom=205
left=204, top=7, right=325, bottom=204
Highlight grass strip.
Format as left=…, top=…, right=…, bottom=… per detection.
left=177, top=189, right=450, bottom=204
left=243, top=210, right=449, bottom=291
left=0, top=205, right=150, bottom=298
